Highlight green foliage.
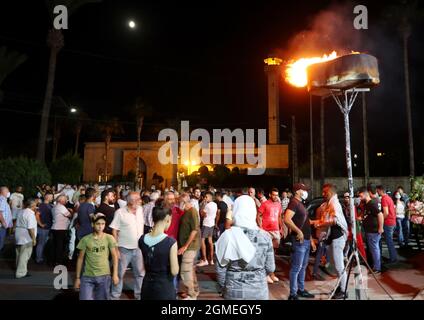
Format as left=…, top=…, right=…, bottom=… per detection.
left=410, top=176, right=424, bottom=201
left=49, top=153, right=83, bottom=185
left=0, top=157, right=51, bottom=198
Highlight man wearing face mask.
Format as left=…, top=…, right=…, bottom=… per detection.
left=284, top=183, right=316, bottom=300
left=0, top=186, right=13, bottom=253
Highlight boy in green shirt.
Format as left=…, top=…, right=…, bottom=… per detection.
left=74, top=213, right=119, bottom=300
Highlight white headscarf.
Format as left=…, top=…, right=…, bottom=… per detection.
left=215, top=195, right=257, bottom=267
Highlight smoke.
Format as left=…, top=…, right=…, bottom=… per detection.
left=283, top=1, right=366, bottom=59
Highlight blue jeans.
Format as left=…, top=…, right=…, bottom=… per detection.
left=312, top=241, right=326, bottom=276
left=366, top=233, right=381, bottom=271
left=383, top=225, right=397, bottom=262
left=36, top=228, right=50, bottom=263
left=0, top=228, right=6, bottom=252
left=80, top=275, right=111, bottom=300
left=289, top=239, right=311, bottom=296
left=111, top=247, right=145, bottom=300
left=396, top=218, right=409, bottom=245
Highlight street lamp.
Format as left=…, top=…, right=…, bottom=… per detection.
left=70, top=107, right=77, bottom=113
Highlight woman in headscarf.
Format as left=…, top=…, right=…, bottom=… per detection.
left=215, top=195, right=275, bottom=300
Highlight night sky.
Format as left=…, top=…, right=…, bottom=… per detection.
left=0, top=0, right=423, bottom=177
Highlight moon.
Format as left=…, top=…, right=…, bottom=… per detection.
left=128, top=20, right=136, bottom=29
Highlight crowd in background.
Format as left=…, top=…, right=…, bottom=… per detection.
left=0, top=181, right=416, bottom=300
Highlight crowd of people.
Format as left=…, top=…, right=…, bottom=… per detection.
left=0, top=181, right=414, bottom=300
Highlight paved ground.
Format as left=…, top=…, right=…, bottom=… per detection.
left=0, top=234, right=423, bottom=300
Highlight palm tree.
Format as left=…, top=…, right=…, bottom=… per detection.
left=97, top=118, right=124, bottom=182
left=0, top=46, right=27, bottom=102
left=70, top=110, right=90, bottom=156
left=37, top=0, right=102, bottom=163
left=132, top=98, right=152, bottom=190
left=384, top=0, right=424, bottom=178
left=165, top=118, right=181, bottom=188
left=51, top=115, right=62, bottom=161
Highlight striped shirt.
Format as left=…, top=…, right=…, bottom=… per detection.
left=0, top=196, right=12, bottom=228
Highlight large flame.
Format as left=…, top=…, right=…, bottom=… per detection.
left=285, top=51, right=338, bottom=87
left=285, top=51, right=361, bottom=87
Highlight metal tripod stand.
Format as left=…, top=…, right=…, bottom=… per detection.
left=323, top=87, right=394, bottom=300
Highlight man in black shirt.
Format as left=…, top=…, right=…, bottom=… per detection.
left=35, top=192, right=53, bottom=264
left=284, top=183, right=316, bottom=300
left=359, top=187, right=384, bottom=273
left=215, top=192, right=228, bottom=237
left=96, top=188, right=117, bottom=234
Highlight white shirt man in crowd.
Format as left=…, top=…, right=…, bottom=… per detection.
left=63, top=185, right=76, bottom=205
left=15, top=198, right=38, bottom=278
left=110, top=192, right=145, bottom=300
left=311, top=184, right=348, bottom=299
left=257, top=189, right=268, bottom=204
left=221, top=189, right=234, bottom=211
left=143, top=191, right=159, bottom=234
left=10, top=186, right=24, bottom=230
left=0, top=186, right=12, bottom=253
left=197, top=192, right=217, bottom=267
left=248, top=187, right=262, bottom=209
left=51, top=194, right=72, bottom=265
left=281, top=191, right=290, bottom=212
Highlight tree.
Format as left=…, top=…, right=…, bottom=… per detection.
left=70, top=109, right=90, bottom=156
left=0, top=157, right=51, bottom=198
left=0, top=46, right=27, bottom=102
left=165, top=118, right=181, bottom=187
left=49, top=153, right=83, bottom=185
left=37, top=0, right=102, bottom=163
left=97, top=118, right=124, bottom=182
left=384, top=0, right=424, bottom=179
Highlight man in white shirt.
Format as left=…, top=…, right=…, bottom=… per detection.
left=0, top=186, right=12, bottom=253
left=257, top=189, right=267, bottom=204
left=197, top=192, right=217, bottom=267
left=10, top=186, right=24, bottom=230
left=281, top=191, right=290, bottom=212
left=63, top=185, right=76, bottom=205
left=51, top=195, right=72, bottom=265
left=221, top=190, right=234, bottom=210
left=110, top=192, right=145, bottom=300
left=143, top=191, right=159, bottom=234
left=248, top=187, right=262, bottom=208
left=15, top=198, right=37, bottom=278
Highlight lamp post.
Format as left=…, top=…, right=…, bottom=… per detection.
left=309, top=94, right=314, bottom=198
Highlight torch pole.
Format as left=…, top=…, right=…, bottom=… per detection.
left=329, top=88, right=366, bottom=300
left=309, top=94, right=314, bottom=198
left=342, top=90, right=356, bottom=244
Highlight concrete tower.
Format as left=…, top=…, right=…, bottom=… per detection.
left=264, top=56, right=282, bottom=145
